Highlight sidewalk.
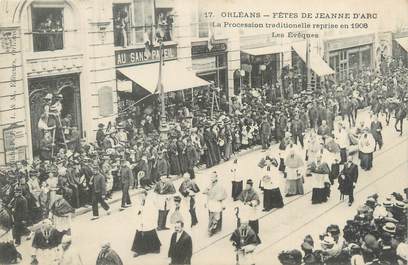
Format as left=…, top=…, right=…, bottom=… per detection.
left=73, top=145, right=262, bottom=216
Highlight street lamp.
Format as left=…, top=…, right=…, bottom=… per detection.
left=260, top=64, right=266, bottom=87
left=239, top=70, right=245, bottom=92
left=156, top=30, right=169, bottom=141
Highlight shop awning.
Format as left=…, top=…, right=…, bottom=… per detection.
left=117, top=60, right=210, bottom=94
left=291, top=42, right=335, bottom=76
left=395, top=37, right=408, bottom=53
left=242, top=45, right=287, bottom=56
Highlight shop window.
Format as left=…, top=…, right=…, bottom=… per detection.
left=31, top=7, right=64, bottom=52
left=199, top=22, right=209, bottom=38
left=233, top=69, right=241, bottom=95
left=134, top=0, right=154, bottom=44
left=361, top=48, right=372, bottom=69
left=28, top=74, right=81, bottom=159
left=113, top=4, right=131, bottom=47
left=99, top=86, right=114, bottom=117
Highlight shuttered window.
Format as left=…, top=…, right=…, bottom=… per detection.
left=99, top=86, right=114, bottom=117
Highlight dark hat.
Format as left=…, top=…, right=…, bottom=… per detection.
left=98, top=123, right=105, bottom=128
left=246, top=179, right=253, bottom=185
left=29, top=170, right=40, bottom=176
left=391, top=192, right=404, bottom=202
left=174, top=196, right=182, bottom=203
left=327, top=224, right=340, bottom=235
left=301, top=242, right=313, bottom=252
left=394, top=201, right=406, bottom=209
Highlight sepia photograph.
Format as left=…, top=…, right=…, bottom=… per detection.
left=0, top=0, right=407, bottom=264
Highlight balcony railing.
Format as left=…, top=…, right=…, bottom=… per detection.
left=33, top=31, right=64, bottom=52
left=114, top=24, right=173, bottom=48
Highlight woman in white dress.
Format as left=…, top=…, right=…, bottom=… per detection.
left=46, top=170, right=59, bottom=208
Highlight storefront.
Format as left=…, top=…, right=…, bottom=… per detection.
left=291, top=41, right=335, bottom=91
left=191, top=40, right=228, bottom=98
left=28, top=74, right=82, bottom=158
left=115, top=42, right=210, bottom=122
left=324, top=34, right=375, bottom=81
left=393, top=32, right=408, bottom=67
left=240, top=45, right=285, bottom=88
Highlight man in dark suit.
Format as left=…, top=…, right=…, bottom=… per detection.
left=291, top=115, right=305, bottom=148
left=168, top=221, right=192, bottom=265
left=260, top=116, right=271, bottom=150
left=91, top=167, right=110, bottom=220
left=339, top=156, right=359, bottom=206
left=119, top=159, right=133, bottom=211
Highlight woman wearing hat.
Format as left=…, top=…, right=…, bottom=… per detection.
left=46, top=170, right=59, bottom=209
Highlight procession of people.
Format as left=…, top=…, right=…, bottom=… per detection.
left=0, top=55, right=407, bottom=265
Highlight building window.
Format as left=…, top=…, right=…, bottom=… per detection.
left=155, top=8, right=174, bottom=41
left=113, top=4, right=131, bottom=47
left=198, top=9, right=209, bottom=38
left=31, top=7, right=64, bottom=52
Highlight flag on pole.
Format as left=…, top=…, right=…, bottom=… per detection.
left=207, top=21, right=215, bottom=51
left=306, top=39, right=311, bottom=90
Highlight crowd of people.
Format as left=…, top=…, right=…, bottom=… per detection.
left=278, top=191, right=408, bottom=265
left=0, top=56, right=407, bottom=264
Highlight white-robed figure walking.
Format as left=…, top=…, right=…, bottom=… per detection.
left=49, top=192, right=75, bottom=234
left=358, top=129, right=376, bottom=171
left=237, top=179, right=260, bottom=235
left=305, top=130, right=322, bottom=164
left=284, top=149, right=305, bottom=197
left=203, top=171, right=227, bottom=237
left=131, top=191, right=161, bottom=257
left=308, top=155, right=331, bottom=204
left=259, top=160, right=284, bottom=211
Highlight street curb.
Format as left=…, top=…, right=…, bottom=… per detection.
left=73, top=145, right=263, bottom=217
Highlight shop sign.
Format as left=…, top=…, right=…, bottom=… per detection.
left=192, top=57, right=217, bottom=71
left=3, top=125, right=27, bottom=164
left=191, top=42, right=227, bottom=57
left=115, top=44, right=177, bottom=67
left=326, top=34, right=375, bottom=51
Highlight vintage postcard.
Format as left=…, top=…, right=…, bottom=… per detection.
left=0, top=0, right=407, bottom=264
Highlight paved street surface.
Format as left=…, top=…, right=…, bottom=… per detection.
left=17, top=111, right=408, bottom=265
